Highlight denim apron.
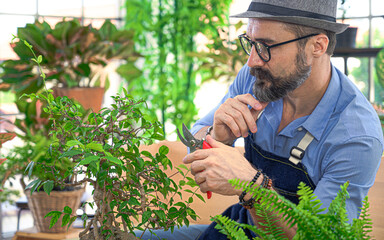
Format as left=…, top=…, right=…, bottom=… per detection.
left=197, top=131, right=316, bottom=240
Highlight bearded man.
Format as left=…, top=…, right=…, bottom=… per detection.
left=137, top=0, right=384, bottom=239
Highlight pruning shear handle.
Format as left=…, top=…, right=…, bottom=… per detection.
left=177, top=123, right=213, bottom=199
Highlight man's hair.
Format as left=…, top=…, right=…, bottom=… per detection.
left=283, top=22, right=336, bottom=55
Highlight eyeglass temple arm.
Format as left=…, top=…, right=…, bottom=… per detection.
left=268, top=33, right=320, bottom=49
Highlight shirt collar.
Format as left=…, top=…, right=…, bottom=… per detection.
left=301, top=64, right=340, bottom=141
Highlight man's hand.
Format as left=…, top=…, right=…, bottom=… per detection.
left=183, top=135, right=258, bottom=196
left=211, top=94, right=268, bottom=145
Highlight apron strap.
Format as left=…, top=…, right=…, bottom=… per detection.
left=289, top=131, right=314, bottom=165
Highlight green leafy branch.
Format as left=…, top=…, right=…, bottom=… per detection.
left=213, top=180, right=373, bottom=240
left=11, top=37, right=204, bottom=239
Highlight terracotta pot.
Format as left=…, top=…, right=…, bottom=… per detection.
left=25, top=188, right=84, bottom=233
left=52, top=87, right=105, bottom=112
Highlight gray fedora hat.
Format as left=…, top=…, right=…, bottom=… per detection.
left=231, top=0, right=349, bottom=34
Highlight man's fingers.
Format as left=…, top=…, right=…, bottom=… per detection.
left=190, top=160, right=206, bottom=175
left=226, top=94, right=268, bottom=135
left=182, top=149, right=208, bottom=164
left=205, top=135, right=225, bottom=148
left=235, top=94, right=264, bottom=110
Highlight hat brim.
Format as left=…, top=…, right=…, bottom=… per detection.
left=230, top=11, right=349, bottom=34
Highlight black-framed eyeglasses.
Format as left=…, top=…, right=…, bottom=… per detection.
left=238, top=33, right=319, bottom=62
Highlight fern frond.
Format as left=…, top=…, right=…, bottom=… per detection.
left=327, top=181, right=350, bottom=221
left=250, top=204, right=288, bottom=240
left=224, top=179, right=374, bottom=239
left=352, top=196, right=373, bottom=239
left=229, top=179, right=335, bottom=239
left=212, top=215, right=249, bottom=240
left=296, top=182, right=325, bottom=215
left=323, top=181, right=351, bottom=237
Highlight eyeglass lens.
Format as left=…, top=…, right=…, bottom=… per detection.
left=240, top=36, right=270, bottom=61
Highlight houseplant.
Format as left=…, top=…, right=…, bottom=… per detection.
left=0, top=18, right=141, bottom=112
left=213, top=180, right=373, bottom=239
left=13, top=39, right=202, bottom=239
left=0, top=98, right=83, bottom=233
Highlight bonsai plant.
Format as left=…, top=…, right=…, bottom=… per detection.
left=0, top=18, right=141, bottom=112
left=213, top=180, right=373, bottom=239
left=12, top=39, right=202, bottom=239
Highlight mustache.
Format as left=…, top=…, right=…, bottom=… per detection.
left=250, top=67, right=275, bottom=82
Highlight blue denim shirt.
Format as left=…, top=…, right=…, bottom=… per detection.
left=191, top=64, right=384, bottom=222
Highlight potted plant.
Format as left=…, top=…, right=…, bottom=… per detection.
left=336, top=0, right=358, bottom=49
left=213, top=180, right=373, bottom=239
left=0, top=98, right=84, bottom=233
left=7, top=39, right=203, bottom=239
left=0, top=19, right=141, bottom=112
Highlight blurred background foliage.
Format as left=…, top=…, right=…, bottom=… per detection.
left=121, top=0, right=246, bottom=137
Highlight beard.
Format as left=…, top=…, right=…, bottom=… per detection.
left=250, top=50, right=311, bottom=103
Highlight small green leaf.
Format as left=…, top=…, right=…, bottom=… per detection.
left=66, top=140, right=83, bottom=147
left=63, top=206, right=72, bottom=214
left=177, top=164, right=189, bottom=171
left=67, top=216, right=77, bottom=230
left=37, top=55, right=42, bottom=63
left=154, top=210, right=166, bottom=220
left=128, top=197, right=140, bottom=206
left=45, top=211, right=62, bottom=229
left=142, top=211, right=152, bottom=223
left=62, top=214, right=70, bottom=227
left=86, top=142, right=104, bottom=152
left=105, top=156, right=123, bottom=165
left=25, top=179, right=40, bottom=191
left=43, top=180, right=54, bottom=195
left=45, top=211, right=62, bottom=217
left=60, top=149, right=82, bottom=158
left=23, top=40, right=32, bottom=48
left=196, top=193, right=206, bottom=203
left=31, top=180, right=42, bottom=193
left=159, top=145, right=169, bottom=155
left=25, top=161, right=35, bottom=177
left=79, top=155, right=99, bottom=165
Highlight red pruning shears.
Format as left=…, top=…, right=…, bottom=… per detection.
left=177, top=123, right=213, bottom=199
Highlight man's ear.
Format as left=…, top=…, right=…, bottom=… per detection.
left=312, top=34, right=329, bottom=57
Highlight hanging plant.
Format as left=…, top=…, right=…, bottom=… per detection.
left=121, top=0, right=233, bottom=137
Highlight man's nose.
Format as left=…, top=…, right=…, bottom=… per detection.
left=247, top=46, right=265, bottom=68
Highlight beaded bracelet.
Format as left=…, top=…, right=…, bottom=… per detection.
left=239, top=170, right=262, bottom=209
